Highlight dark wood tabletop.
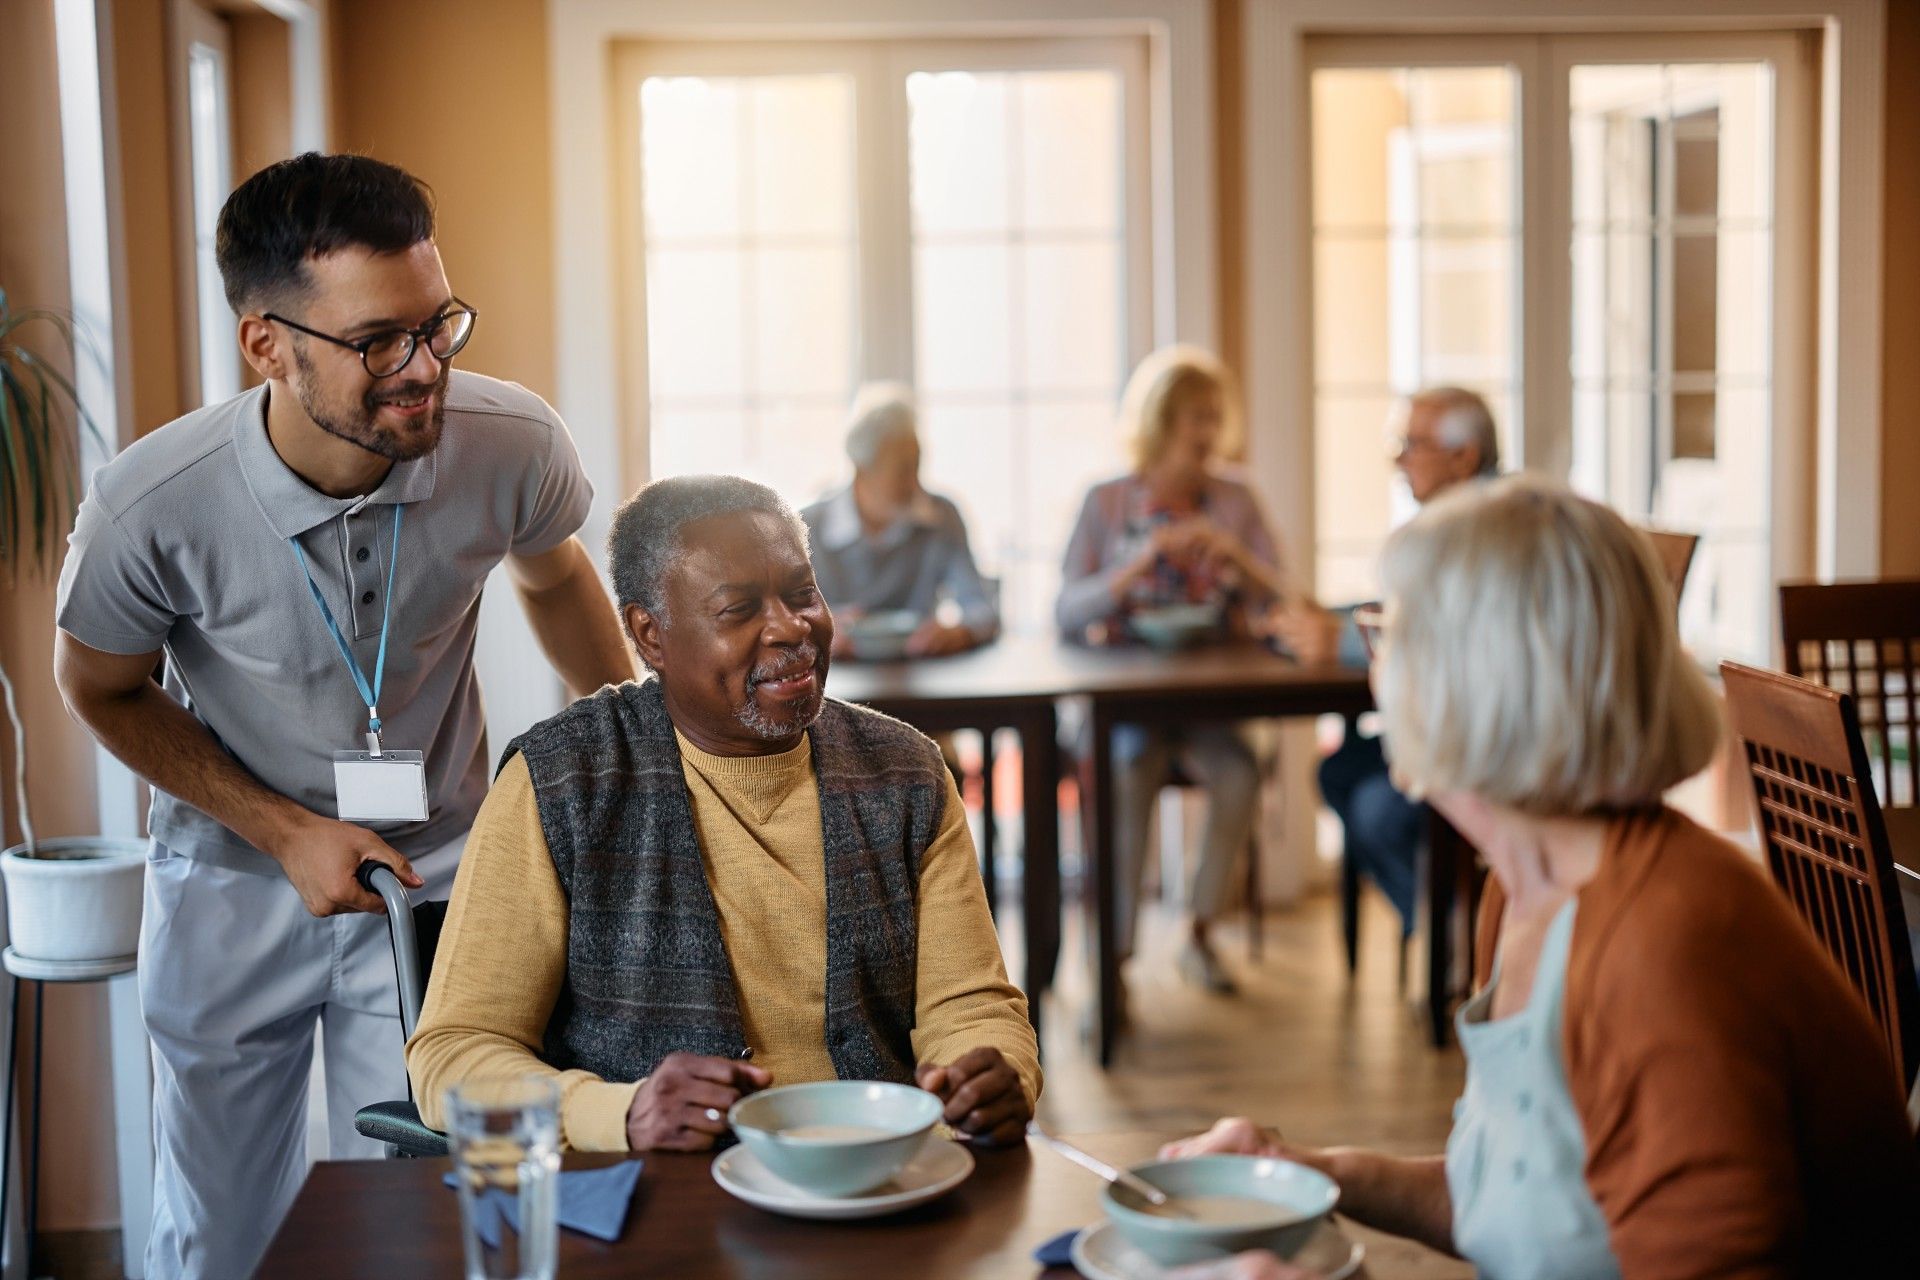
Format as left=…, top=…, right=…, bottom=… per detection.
left=258, top=1131, right=1377, bottom=1279
left=825, top=634, right=1368, bottom=708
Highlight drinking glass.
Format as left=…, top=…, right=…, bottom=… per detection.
left=446, top=1076, right=561, bottom=1280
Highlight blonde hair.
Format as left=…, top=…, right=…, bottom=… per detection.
left=1373, top=475, right=1721, bottom=815
left=1119, top=345, right=1243, bottom=471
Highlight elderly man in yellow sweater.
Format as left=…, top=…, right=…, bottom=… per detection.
left=407, top=474, right=1039, bottom=1153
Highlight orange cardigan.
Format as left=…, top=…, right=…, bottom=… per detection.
left=1472, top=808, right=1920, bottom=1277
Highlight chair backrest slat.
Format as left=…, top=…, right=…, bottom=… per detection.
left=1723, top=660, right=1920, bottom=1092
left=1781, top=579, right=1920, bottom=809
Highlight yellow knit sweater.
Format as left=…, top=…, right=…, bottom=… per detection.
left=408, top=730, right=1040, bottom=1151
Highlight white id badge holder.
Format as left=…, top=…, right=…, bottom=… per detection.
left=333, top=750, right=429, bottom=822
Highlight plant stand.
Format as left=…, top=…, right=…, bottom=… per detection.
left=0, top=947, right=137, bottom=1280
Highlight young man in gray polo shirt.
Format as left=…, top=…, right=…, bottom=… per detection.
left=53, top=154, right=634, bottom=1280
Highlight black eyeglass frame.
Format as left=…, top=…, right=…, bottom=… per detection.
left=264, top=299, right=478, bottom=378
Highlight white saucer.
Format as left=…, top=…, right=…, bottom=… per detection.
left=1071, top=1219, right=1364, bottom=1280
left=1, top=947, right=137, bottom=982
left=711, top=1136, right=975, bottom=1220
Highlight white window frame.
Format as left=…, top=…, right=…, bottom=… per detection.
left=1246, top=0, right=1886, bottom=600
left=609, top=36, right=1153, bottom=503
left=551, top=0, right=1217, bottom=541
left=165, top=0, right=330, bottom=408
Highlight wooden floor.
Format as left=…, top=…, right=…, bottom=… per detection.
left=1023, top=887, right=1474, bottom=1279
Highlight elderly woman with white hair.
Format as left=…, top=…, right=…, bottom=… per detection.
left=1057, top=346, right=1288, bottom=996
left=1161, top=477, right=1919, bottom=1279
left=800, top=383, right=998, bottom=659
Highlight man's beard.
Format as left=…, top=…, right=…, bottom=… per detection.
left=292, top=342, right=449, bottom=462
left=734, top=643, right=827, bottom=739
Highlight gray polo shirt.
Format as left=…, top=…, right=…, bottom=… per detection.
left=55, top=370, right=592, bottom=869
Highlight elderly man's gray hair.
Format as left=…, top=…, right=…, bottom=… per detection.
left=844, top=382, right=919, bottom=470
left=1414, top=386, right=1500, bottom=476
left=608, top=474, right=808, bottom=625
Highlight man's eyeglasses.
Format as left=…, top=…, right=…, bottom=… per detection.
left=265, top=300, right=478, bottom=379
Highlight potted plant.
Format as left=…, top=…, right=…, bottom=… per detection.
left=0, top=287, right=145, bottom=968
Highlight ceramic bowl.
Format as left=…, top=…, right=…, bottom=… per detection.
left=1128, top=603, right=1222, bottom=650
left=728, top=1081, right=941, bottom=1198
left=844, top=610, right=924, bottom=661
left=1102, top=1155, right=1339, bottom=1266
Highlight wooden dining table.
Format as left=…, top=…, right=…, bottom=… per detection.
left=255, top=1132, right=1377, bottom=1278
left=825, top=637, right=1380, bottom=1067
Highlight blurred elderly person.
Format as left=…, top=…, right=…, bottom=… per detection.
left=1057, top=346, right=1287, bottom=996
left=1271, top=386, right=1500, bottom=940
left=409, top=475, right=1039, bottom=1153
left=1166, top=476, right=1920, bottom=1277
left=801, top=383, right=997, bottom=659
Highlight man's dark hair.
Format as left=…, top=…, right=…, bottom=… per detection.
left=215, top=152, right=436, bottom=315
left=608, top=474, right=808, bottom=626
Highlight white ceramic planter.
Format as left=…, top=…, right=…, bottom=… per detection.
left=1, top=837, right=147, bottom=963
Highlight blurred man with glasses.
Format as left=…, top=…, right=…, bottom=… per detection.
left=54, top=153, right=634, bottom=1280
left=1268, top=387, right=1499, bottom=946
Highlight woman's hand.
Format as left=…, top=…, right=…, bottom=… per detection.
left=1160, top=1116, right=1287, bottom=1160
left=1168, top=1253, right=1325, bottom=1280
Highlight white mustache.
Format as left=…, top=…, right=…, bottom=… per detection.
left=749, top=647, right=820, bottom=687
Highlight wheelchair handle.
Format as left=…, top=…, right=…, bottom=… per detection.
left=356, top=860, right=428, bottom=1039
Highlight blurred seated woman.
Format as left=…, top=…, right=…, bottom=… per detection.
left=1160, top=476, right=1920, bottom=1278
left=1056, top=346, right=1286, bottom=995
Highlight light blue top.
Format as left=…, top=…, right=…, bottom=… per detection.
left=1445, top=899, right=1621, bottom=1280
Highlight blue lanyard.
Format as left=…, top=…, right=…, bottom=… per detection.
left=290, top=503, right=404, bottom=752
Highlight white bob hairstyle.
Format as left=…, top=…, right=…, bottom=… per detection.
left=844, top=381, right=919, bottom=469
left=1373, top=474, right=1721, bottom=815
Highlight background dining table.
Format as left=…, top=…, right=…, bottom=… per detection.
left=255, top=1131, right=1377, bottom=1278
left=825, top=637, right=1412, bottom=1065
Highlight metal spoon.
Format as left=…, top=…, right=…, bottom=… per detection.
left=1026, top=1121, right=1188, bottom=1216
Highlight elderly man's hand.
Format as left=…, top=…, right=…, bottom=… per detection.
left=905, top=619, right=976, bottom=658
left=625, top=1052, right=772, bottom=1152
left=915, top=1047, right=1029, bottom=1145
left=1168, top=1252, right=1324, bottom=1280
left=1266, top=601, right=1342, bottom=667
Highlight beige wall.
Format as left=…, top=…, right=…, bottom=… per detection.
left=231, top=10, right=294, bottom=189
left=0, top=0, right=120, bottom=1235
left=330, top=0, right=557, bottom=399
left=1881, top=0, right=1920, bottom=577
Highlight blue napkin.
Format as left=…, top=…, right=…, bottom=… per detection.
left=444, top=1159, right=644, bottom=1248
left=1033, top=1228, right=1081, bottom=1268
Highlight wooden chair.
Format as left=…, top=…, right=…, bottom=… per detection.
left=1721, top=660, right=1920, bottom=1094
left=1780, top=579, right=1920, bottom=810
left=1641, top=527, right=1699, bottom=613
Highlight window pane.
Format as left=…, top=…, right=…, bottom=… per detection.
left=1023, top=242, right=1124, bottom=393
left=1312, top=70, right=1408, bottom=230
left=1568, top=60, right=1774, bottom=662
left=640, top=77, right=742, bottom=240
left=1020, top=71, right=1122, bottom=232
left=637, top=72, right=857, bottom=495
left=1418, top=236, right=1512, bottom=384
left=643, top=248, right=744, bottom=398
left=914, top=244, right=1013, bottom=393
left=1309, top=62, right=1520, bottom=598
left=754, top=246, right=854, bottom=396
left=1312, top=236, right=1395, bottom=389
left=907, top=71, right=1011, bottom=235
left=908, top=64, right=1135, bottom=634
left=751, top=78, right=855, bottom=236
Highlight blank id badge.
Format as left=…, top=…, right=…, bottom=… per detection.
left=333, top=750, right=429, bottom=822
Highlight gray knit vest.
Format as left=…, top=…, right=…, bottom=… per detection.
left=502, top=678, right=947, bottom=1086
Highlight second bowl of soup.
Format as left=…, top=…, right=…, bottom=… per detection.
left=1102, top=1155, right=1339, bottom=1265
